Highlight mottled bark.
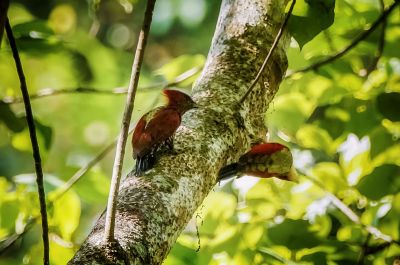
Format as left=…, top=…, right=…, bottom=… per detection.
left=68, top=0, right=289, bottom=264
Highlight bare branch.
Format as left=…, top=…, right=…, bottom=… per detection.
left=302, top=174, right=395, bottom=243
left=3, top=67, right=201, bottom=105
left=357, top=234, right=371, bottom=265
left=364, top=0, right=387, bottom=76
left=239, top=0, right=295, bottom=104
left=0, top=0, right=9, bottom=46
left=286, top=0, right=400, bottom=78
left=104, top=0, right=157, bottom=243
left=5, top=18, right=50, bottom=265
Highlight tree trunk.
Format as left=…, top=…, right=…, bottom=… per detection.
left=68, top=0, right=289, bottom=264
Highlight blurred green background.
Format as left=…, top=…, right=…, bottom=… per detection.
left=0, top=0, right=400, bottom=264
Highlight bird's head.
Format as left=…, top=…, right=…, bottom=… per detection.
left=163, top=89, right=197, bottom=114
left=247, top=143, right=298, bottom=182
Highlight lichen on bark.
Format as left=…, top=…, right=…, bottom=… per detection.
left=68, top=0, right=289, bottom=264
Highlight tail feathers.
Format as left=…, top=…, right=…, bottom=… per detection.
left=134, top=154, right=156, bottom=176
left=218, top=163, right=241, bottom=182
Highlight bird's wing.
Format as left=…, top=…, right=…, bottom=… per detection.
left=131, top=107, right=180, bottom=157
left=132, top=114, right=152, bottom=157
left=145, top=108, right=181, bottom=143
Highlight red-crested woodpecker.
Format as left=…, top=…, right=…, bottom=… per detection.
left=218, top=143, right=297, bottom=182
left=132, top=89, right=196, bottom=175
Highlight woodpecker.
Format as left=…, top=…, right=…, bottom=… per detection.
left=218, top=142, right=297, bottom=182
left=132, top=89, right=196, bottom=175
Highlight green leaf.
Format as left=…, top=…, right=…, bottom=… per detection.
left=300, top=251, right=328, bottom=264
left=357, top=164, right=400, bottom=200
left=71, top=170, right=110, bottom=204
left=336, top=225, right=364, bottom=243
left=52, top=190, right=81, bottom=241
left=296, top=124, right=335, bottom=155
left=369, top=126, right=396, bottom=159
left=311, top=162, right=347, bottom=193
left=50, top=241, right=74, bottom=265
left=34, top=119, right=53, bottom=150
left=317, top=86, right=349, bottom=106
left=155, top=54, right=205, bottom=83
left=288, top=0, right=336, bottom=48
left=0, top=200, right=19, bottom=234
left=266, top=92, right=313, bottom=135
left=12, top=20, right=54, bottom=39
left=11, top=20, right=62, bottom=55
left=197, top=192, right=237, bottom=237
left=267, top=219, right=321, bottom=250
left=376, top=92, right=400, bottom=122
left=0, top=101, right=26, bottom=132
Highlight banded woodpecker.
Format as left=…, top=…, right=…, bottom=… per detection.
left=218, top=142, right=297, bottom=182
left=132, top=89, right=196, bottom=175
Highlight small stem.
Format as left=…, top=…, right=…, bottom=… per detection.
left=5, top=18, right=50, bottom=265
left=286, top=0, right=399, bottom=77
left=3, top=67, right=201, bottom=105
left=0, top=0, right=9, bottom=46
left=239, top=0, right=296, bottom=105
left=364, top=0, right=386, bottom=76
left=357, top=234, right=371, bottom=265
left=302, top=174, right=394, bottom=243
left=104, top=0, right=157, bottom=243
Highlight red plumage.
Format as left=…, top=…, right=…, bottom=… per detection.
left=218, top=142, right=297, bottom=182
left=132, top=89, right=196, bottom=175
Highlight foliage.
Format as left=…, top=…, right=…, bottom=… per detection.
left=1, top=0, right=399, bottom=264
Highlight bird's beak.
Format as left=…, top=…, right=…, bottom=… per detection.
left=286, top=167, right=299, bottom=183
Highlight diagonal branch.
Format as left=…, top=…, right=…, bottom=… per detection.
left=286, top=0, right=400, bottom=78
left=104, top=0, right=157, bottom=243
left=2, top=67, right=201, bottom=105
left=364, top=0, right=387, bottom=76
left=239, top=0, right=295, bottom=104
left=5, top=18, right=50, bottom=265
left=302, top=174, right=395, bottom=243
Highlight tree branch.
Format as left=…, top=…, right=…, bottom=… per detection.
left=104, top=0, right=156, bottom=243
left=69, top=0, right=289, bottom=263
left=0, top=0, right=9, bottom=46
left=239, top=0, right=295, bottom=104
left=357, top=234, right=371, bottom=265
left=2, top=67, right=201, bottom=105
left=286, top=0, right=400, bottom=78
left=364, top=0, right=387, bottom=76
left=5, top=18, right=50, bottom=265
left=302, top=174, right=395, bottom=243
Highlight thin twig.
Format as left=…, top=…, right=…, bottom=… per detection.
left=358, top=234, right=371, bottom=265
left=3, top=67, right=201, bottom=105
left=364, top=0, right=387, bottom=76
left=302, top=174, right=395, bottom=243
left=365, top=242, right=392, bottom=255
left=104, top=0, right=156, bottom=243
left=0, top=217, right=37, bottom=253
left=50, top=137, right=122, bottom=202
left=5, top=18, right=50, bottom=265
left=258, top=247, right=298, bottom=265
left=286, top=0, right=400, bottom=78
left=0, top=0, right=9, bottom=46
left=323, top=30, right=336, bottom=53
left=239, top=0, right=296, bottom=104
